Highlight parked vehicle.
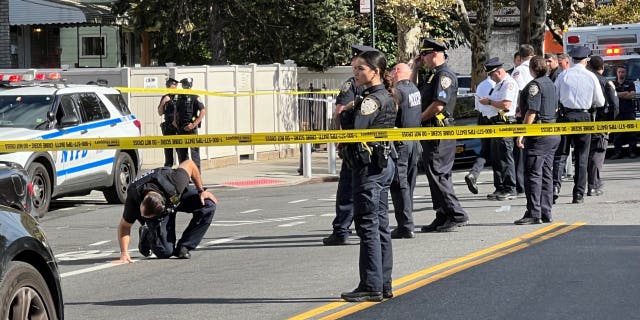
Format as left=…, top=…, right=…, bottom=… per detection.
left=0, top=208, right=64, bottom=319
left=0, top=161, right=35, bottom=216
left=0, top=73, right=142, bottom=217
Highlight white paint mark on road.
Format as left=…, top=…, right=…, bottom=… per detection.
left=288, top=199, right=308, bottom=204
left=278, top=221, right=306, bottom=227
left=240, top=209, right=262, bottom=214
left=88, top=240, right=110, bottom=246
left=212, top=215, right=314, bottom=227
left=321, top=213, right=335, bottom=217
left=203, top=236, right=246, bottom=246
left=60, top=263, right=123, bottom=278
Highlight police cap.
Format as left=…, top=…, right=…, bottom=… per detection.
left=420, top=38, right=447, bottom=54
left=569, top=46, right=591, bottom=60
left=484, top=57, right=504, bottom=73
left=166, top=77, right=179, bottom=87
left=351, top=44, right=377, bottom=57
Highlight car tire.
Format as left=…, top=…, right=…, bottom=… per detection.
left=28, top=162, right=51, bottom=218
left=0, top=261, right=59, bottom=320
left=103, top=152, right=135, bottom=204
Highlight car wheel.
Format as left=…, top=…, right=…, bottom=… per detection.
left=28, top=163, right=51, bottom=218
left=103, top=152, right=135, bottom=204
left=0, top=261, right=59, bottom=320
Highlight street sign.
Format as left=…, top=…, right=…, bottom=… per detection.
left=360, top=0, right=371, bottom=13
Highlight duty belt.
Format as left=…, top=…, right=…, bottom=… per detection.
left=564, top=108, right=590, bottom=113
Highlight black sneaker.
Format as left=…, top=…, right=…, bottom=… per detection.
left=173, top=246, right=191, bottom=259
left=514, top=217, right=542, bottom=225
left=436, top=218, right=468, bottom=232
left=421, top=216, right=446, bottom=233
left=322, top=233, right=348, bottom=246
left=341, top=289, right=383, bottom=302
left=138, top=225, right=151, bottom=257
left=391, top=228, right=415, bottom=239
left=495, top=191, right=516, bottom=201
left=487, top=190, right=500, bottom=200
left=464, top=174, right=478, bottom=194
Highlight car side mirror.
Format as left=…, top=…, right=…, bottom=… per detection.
left=60, top=114, right=80, bottom=127
left=47, top=111, right=56, bottom=122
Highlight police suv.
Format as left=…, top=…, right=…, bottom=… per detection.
left=0, top=72, right=142, bottom=217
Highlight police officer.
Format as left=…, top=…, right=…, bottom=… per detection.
left=512, top=44, right=536, bottom=197
left=610, top=65, right=637, bottom=159
left=464, top=75, right=495, bottom=194
left=514, top=56, right=560, bottom=224
left=389, top=63, right=421, bottom=239
left=552, top=53, right=573, bottom=203
left=479, top=58, right=519, bottom=201
left=115, top=160, right=218, bottom=262
left=555, top=46, right=605, bottom=204
left=545, top=53, right=561, bottom=82
left=158, top=77, right=179, bottom=167
left=587, top=56, right=618, bottom=196
left=322, top=44, right=377, bottom=246
left=413, top=38, right=469, bottom=232
left=175, top=77, right=206, bottom=171
left=340, top=50, right=396, bottom=302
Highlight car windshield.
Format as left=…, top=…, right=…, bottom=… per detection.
left=0, top=95, right=53, bottom=129
left=603, top=58, right=640, bottom=81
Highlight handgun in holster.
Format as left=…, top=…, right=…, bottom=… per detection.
left=389, top=142, right=399, bottom=161
left=433, top=111, right=455, bottom=127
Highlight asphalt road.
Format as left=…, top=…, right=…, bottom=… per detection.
left=39, top=158, right=640, bottom=320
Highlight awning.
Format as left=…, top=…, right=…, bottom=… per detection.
left=9, top=0, right=116, bottom=26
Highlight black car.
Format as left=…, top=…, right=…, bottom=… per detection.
left=0, top=162, right=63, bottom=319
left=0, top=161, right=35, bottom=216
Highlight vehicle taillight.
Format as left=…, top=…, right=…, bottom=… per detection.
left=567, top=35, right=580, bottom=44
left=605, top=46, right=622, bottom=56
left=134, top=119, right=142, bottom=134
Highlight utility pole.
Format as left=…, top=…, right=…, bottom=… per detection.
left=519, top=0, right=531, bottom=45
left=370, top=0, right=376, bottom=48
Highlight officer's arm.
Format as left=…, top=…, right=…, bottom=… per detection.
left=522, top=109, right=537, bottom=125
left=114, top=218, right=134, bottom=264
left=157, top=96, right=170, bottom=116
left=193, top=101, right=206, bottom=127
left=487, top=99, right=512, bottom=111
left=332, top=104, right=348, bottom=130
left=178, top=160, right=218, bottom=204
left=421, top=101, right=444, bottom=122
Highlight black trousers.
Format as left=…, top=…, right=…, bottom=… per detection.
left=613, top=112, right=638, bottom=152
left=490, top=137, right=516, bottom=193
left=176, top=128, right=201, bottom=171
left=390, top=142, right=418, bottom=232
left=160, top=122, right=178, bottom=167
left=421, top=139, right=468, bottom=221
left=588, top=133, right=608, bottom=191
left=331, top=161, right=354, bottom=238
left=563, top=112, right=591, bottom=198
left=524, top=135, right=560, bottom=219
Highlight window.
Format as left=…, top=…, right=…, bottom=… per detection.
left=104, top=93, right=131, bottom=115
left=77, top=93, right=110, bottom=122
left=0, top=95, right=53, bottom=129
left=80, top=35, right=106, bottom=58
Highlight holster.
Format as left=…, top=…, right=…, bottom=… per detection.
left=160, top=121, right=177, bottom=135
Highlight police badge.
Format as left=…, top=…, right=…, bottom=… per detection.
left=440, top=76, right=452, bottom=89
left=340, top=81, right=352, bottom=94
left=529, top=83, right=539, bottom=96
left=360, top=98, right=379, bottom=115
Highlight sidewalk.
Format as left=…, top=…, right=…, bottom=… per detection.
left=200, top=150, right=339, bottom=189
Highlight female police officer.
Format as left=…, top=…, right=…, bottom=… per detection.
left=515, top=56, right=560, bottom=225
left=340, top=50, right=397, bottom=302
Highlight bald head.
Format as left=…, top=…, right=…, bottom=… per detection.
left=392, top=63, right=412, bottom=83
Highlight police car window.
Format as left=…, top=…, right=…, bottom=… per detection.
left=0, top=95, right=53, bottom=129
left=56, top=95, right=79, bottom=124
left=78, top=93, right=110, bottom=122
left=104, top=93, right=131, bottom=115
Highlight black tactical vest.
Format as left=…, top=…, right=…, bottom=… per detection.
left=132, top=168, right=181, bottom=208
left=162, top=94, right=177, bottom=123
left=176, top=94, right=200, bottom=127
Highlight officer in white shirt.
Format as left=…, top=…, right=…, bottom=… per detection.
left=464, top=75, right=496, bottom=194
left=511, top=44, right=535, bottom=196
left=555, top=46, right=605, bottom=204
left=478, top=58, right=520, bottom=201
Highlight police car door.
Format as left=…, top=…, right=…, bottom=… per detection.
left=53, top=94, right=93, bottom=187
left=71, top=92, right=113, bottom=182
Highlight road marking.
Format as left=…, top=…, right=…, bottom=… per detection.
left=320, top=213, right=334, bottom=217
left=213, top=215, right=314, bottom=227
left=60, top=263, right=122, bottom=278
left=240, top=209, right=262, bottom=214
left=289, top=222, right=584, bottom=320
left=56, top=250, right=116, bottom=261
left=288, top=199, right=308, bottom=204
left=278, top=221, right=306, bottom=227
left=204, top=236, right=246, bottom=246
left=88, top=240, right=110, bottom=246
left=317, top=198, right=335, bottom=201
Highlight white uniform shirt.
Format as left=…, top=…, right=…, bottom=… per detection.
left=511, top=59, right=534, bottom=91
left=488, top=75, right=519, bottom=117
left=555, top=63, right=605, bottom=110
left=475, top=76, right=496, bottom=117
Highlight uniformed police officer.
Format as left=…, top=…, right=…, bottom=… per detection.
left=175, top=78, right=207, bottom=171
left=158, top=77, right=179, bottom=167
left=115, top=160, right=218, bottom=262
left=555, top=46, right=605, bottom=204
left=587, top=56, right=619, bottom=196
left=464, top=75, right=495, bottom=194
left=340, top=50, right=396, bottom=302
left=514, top=56, right=560, bottom=224
left=323, top=44, right=377, bottom=246
left=413, top=38, right=469, bottom=232
left=389, top=63, right=421, bottom=239
left=478, top=58, right=519, bottom=201
left=610, top=65, right=637, bottom=159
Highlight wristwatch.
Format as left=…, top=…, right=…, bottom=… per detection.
left=197, top=187, right=207, bottom=194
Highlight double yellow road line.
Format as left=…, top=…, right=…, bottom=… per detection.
left=289, top=222, right=586, bottom=320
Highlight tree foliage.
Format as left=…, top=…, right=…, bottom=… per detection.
left=592, top=0, right=640, bottom=24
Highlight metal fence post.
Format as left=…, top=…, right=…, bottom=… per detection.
left=303, top=143, right=312, bottom=178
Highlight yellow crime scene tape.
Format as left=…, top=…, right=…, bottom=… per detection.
left=115, top=87, right=340, bottom=97
left=1, top=121, right=639, bottom=153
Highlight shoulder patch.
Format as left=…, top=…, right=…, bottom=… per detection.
left=507, top=82, right=514, bottom=90
left=340, top=81, right=352, bottom=93
left=528, top=83, right=540, bottom=97
left=360, top=97, right=379, bottom=115
left=440, top=76, right=452, bottom=89
left=512, top=71, right=520, bottom=79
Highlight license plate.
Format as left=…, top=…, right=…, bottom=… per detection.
left=456, top=145, right=465, bottom=154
